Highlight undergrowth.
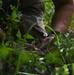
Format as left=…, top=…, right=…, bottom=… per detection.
left=0, top=0, right=74, bottom=75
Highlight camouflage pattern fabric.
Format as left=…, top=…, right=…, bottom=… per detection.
left=1, top=0, right=48, bottom=40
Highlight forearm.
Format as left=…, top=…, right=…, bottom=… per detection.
left=51, top=4, right=74, bottom=33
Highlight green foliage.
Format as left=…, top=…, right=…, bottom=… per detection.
left=0, top=0, right=74, bottom=75
left=70, top=15, right=74, bottom=29
left=0, top=46, right=12, bottom=57
left=45, top=50, right=63, bottom=65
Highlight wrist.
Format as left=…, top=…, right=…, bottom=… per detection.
left=48, top=31, right=62, bottom=36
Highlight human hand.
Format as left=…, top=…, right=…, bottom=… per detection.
left=39, top=34, right=55, bottom=49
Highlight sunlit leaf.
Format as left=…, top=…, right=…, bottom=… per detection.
left=63, top=64, right=69, bottom=75
left=72, top=63, right=74, bottom=72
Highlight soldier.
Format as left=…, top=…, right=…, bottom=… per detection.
left=0, top=0, right=74, bottom=49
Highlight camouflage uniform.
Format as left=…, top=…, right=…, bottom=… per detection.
left=1, top=0, right=48, bottom=40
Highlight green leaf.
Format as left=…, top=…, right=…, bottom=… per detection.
left=72, top=63, right=74, bottom=71
left=51, top=49, right=61, bottom=57
left=44, top=53, right=54, bottom=64
left=63, top=64, right=69, bottom=75
left=44, top=51, right=63, bottom=65
left=16, top=29, right=22, bottom=39
left=0, top=46, right=13, bottom=57
left=12, top=10, right=17, bottom=19
left=13, top=18, right=20, bottom=22
left=52, top=58, right=63, bottom=65
left=36, top=62, right=47, bottom=72
left=23, top=34, right=34, bottom=39
left=20, top=52, right=35, bottom=65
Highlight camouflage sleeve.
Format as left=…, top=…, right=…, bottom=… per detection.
left=19, top=0, right=48, bottom=39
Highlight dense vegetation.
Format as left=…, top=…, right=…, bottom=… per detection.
left=0, top=0, right=74, bottom=75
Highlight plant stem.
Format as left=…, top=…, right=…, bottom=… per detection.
left=14, top=46, right=23, bottom=75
